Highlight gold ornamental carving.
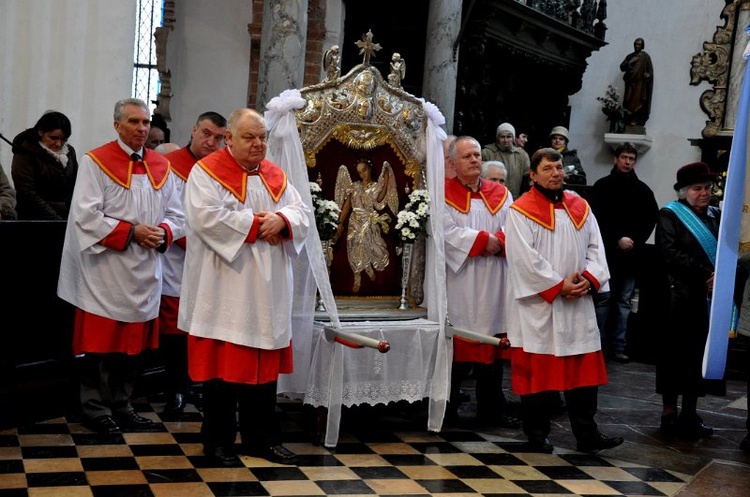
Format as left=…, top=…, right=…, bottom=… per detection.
left=690, top=0, right=748, bottom=137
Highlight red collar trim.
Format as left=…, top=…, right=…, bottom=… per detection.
left=510, top=187, right=589, bottom=230
left=197, top=149, right=287, bottom=203
left=86, top=141, right=169, bottom=190
left=444, top=177, right=508, bottom=214
left=165, top=147, right=197, bottom=181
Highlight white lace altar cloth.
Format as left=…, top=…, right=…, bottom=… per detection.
left=303, top=318, right=441, bottom=447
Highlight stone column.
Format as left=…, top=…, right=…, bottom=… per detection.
left=422, top=0, right=462, bottom=134
left=256, top=0, right=309, bottom=110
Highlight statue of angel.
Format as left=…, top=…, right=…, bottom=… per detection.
left=334, top=159, right=398, bottom=292
left=323, top=45, right=341, bottom=82
left=387, top=53, right=405, bottom=87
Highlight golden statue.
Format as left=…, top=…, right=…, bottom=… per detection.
left=334, top=159, right=398, bottom=292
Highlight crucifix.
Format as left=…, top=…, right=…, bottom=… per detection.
left=355, top=29, right=382, bottom=66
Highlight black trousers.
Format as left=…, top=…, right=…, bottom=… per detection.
left=521, top=386, right=599, bottom=443
left=78, top=352, right=140, bottom=420
left=450, top=360, right=507, bottom=417
left=160, top=334, right=190, bottom=396
left=200, top=379, right=280, bottom=450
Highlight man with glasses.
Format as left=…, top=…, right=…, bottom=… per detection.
left=590, top=143, right=658, bottom=363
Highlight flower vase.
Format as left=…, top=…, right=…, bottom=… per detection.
left=315, top=239, right=333, bottom=312
left=398, top=242, right=413, bottom=310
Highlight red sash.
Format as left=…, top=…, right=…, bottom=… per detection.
left=510, top=186, right=589, bottom=230
left=87, top=141, right=170, bottom=190
left=197, top=149, right=287, bottom=203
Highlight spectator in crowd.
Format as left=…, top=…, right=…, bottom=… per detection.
left=515, top=132, right=528, bottom=150
left=443, top=134, right=457, bottom=179
left=155, top=142, right=180, bottom=155
left=0, top=165, right=17, bottom=220
left=158, top=111, right=226, bottom=414
left=179, top=108, right=308, bottom=466
left=444, top=136, right=520, bottom=429
left=655, top=162, right=719, bottom=439
left=57, top=98, right=184, bottom=435
left=481, top=122, right=530, bottom=199
left=11, top=111, right=78, bottom=220
left=505, top=148, right=623, bottom=453
left=146, top=126, right=166, bottom=149
left=481, top=160, right=507, bottom=185
left=590, top=143, right=658, bottom=362
left=549, top=126, right=586, bottom=185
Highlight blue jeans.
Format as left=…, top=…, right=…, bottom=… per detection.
left=594, top=275, right=636, bottom=354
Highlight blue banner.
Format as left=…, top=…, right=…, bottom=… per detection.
left=703, top=27, right=750, bottom=379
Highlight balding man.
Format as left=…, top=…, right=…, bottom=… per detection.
left=179, top=108, right=308, bottom=466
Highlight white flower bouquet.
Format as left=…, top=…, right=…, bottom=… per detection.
left=309, top=182, right=340, bottom=241
left=394, top=189, right=430, bottom=244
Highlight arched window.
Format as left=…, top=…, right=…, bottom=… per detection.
left=132, top=0, right=164, bottom=115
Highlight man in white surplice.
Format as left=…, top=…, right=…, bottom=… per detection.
left=443, top=136, right=520, bottom=428
left=178, top=109, right=309, bottom=466
left=505, top=147, right=623, bottom=454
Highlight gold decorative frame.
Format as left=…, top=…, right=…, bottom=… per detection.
left=690, top=0, right=750, bottom=137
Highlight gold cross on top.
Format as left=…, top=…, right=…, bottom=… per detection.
left=355, top=29, right=382, bottom=66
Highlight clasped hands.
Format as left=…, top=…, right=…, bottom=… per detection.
left=134, top=224, right=165, bottom=249
left=257, top=210, right=285, bottom=245
left=560, top=271, right=590, bottom=300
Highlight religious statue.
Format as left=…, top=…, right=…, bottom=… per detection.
left=387, top=53, right=406, bottom=87
left=620, top=37, right=654, bottom=128
left=333, top=159, right=398, bottom=292
left=323, top=45, right=340, bottom=82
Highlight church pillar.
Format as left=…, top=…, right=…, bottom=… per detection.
left=256, top=0, right=309, bottom=110
left=422, top=0, right=462, bottom=134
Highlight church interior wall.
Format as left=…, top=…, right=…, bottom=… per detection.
left=0, top=0, right=136, bottom=180
left=166, top=0, right=253, bottom=146
left=569, top=0, right=725, bottom=209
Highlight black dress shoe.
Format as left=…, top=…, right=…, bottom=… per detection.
left=83, top=415, right=121, bottom=435
left=243, top=444, right=298, bottom=465
left=204, top=445, right=241, bottom=466
left=116, top=410, right=155, bottom=430
left=515, top=437, right=554, bottom=453
left=659, top=413, right=678, bottom=439
left=576, top=433, right=624, bottom=453
left=676, top=414, right=713, bottom=439
left=165, top=393, right=186, bottom=413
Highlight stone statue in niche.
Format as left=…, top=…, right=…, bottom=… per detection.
left=620, top=37, right=654, bottom=130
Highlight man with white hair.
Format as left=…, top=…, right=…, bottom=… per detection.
left=481, top=122, right=529, bottom=199
left=481, top=160, right=507, bottom=185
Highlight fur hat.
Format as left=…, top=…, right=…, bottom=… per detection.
left=496, top=122, right=516, bottom=139
left=673, top=162, right=715, bottom=191
left=549, top=126, right=569, bottom=141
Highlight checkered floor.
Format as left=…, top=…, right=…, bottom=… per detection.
left=0, top=398, right=693, bottom=497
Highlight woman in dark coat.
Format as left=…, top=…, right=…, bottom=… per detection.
left=11, top=111, right=78, bottom=220
left=655, top=162, right=719, bottom=439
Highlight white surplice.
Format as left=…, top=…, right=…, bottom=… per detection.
left=160, top=175, right=186, bottom=297
left=505, top=203, right=609, bottom=357
left=57, top=143, right=185, bottom=322
left=444, top=195, right=512, bottom=336
left=178, top=165, right=309, bottom=350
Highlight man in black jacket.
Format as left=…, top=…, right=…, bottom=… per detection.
left=590, top=143, right=658, bottom=362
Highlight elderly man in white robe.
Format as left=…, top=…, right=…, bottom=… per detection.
left=505, top=147, right=623, bottom=454
left=444, top=136, right=520, bottom=428
left=57, top=98, right=185, bottom=436
left=178, top=108, right=309, bottom=467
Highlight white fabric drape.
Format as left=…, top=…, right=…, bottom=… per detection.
left=420, top=99, right=449, bottom=432
left=265, top=90, right=341, bottom=398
